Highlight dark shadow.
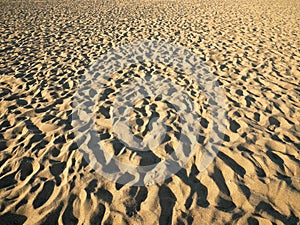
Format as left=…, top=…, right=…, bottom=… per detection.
left=90, top=203, right=106, bottom=225
left=255, top=201, right=299, bottom=225
left=159, top=185, right=177, bottom=225
left=33, top=180, right=55, bottom=209
left=0, top=212, right=27, bottom=225
left=62, top=194, right=79, bottom=225
left=41, top=203, right=63, bottom=225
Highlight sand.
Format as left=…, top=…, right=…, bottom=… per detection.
left=0, top=0, right=299, bottom=224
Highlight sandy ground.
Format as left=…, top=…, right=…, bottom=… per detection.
left=0, top=0, right=299, bottom=224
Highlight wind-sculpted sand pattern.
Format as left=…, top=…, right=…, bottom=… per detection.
left=0, top=0, right=300, bottom=224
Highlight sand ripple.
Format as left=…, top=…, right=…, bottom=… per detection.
left=0, top=0, right=299, bottom=224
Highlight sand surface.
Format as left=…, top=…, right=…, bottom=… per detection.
left=0, top=0, right=299, bottom=224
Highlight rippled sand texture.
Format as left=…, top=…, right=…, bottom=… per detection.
left=0, top=0, right=299, bottom=224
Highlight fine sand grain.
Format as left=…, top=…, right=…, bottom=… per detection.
left=0, top=0, right=299, bottom=224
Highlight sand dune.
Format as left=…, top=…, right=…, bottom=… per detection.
left=0, top=0, right=299, bottom=224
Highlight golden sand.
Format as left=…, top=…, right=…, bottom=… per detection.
left=0, top=0, right=299, bottom=224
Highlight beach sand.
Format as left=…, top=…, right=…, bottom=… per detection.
left=0, top=0, right=299, bottom=224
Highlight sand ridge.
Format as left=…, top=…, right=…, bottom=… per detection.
left=0, top=0, right=300, bottom=224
